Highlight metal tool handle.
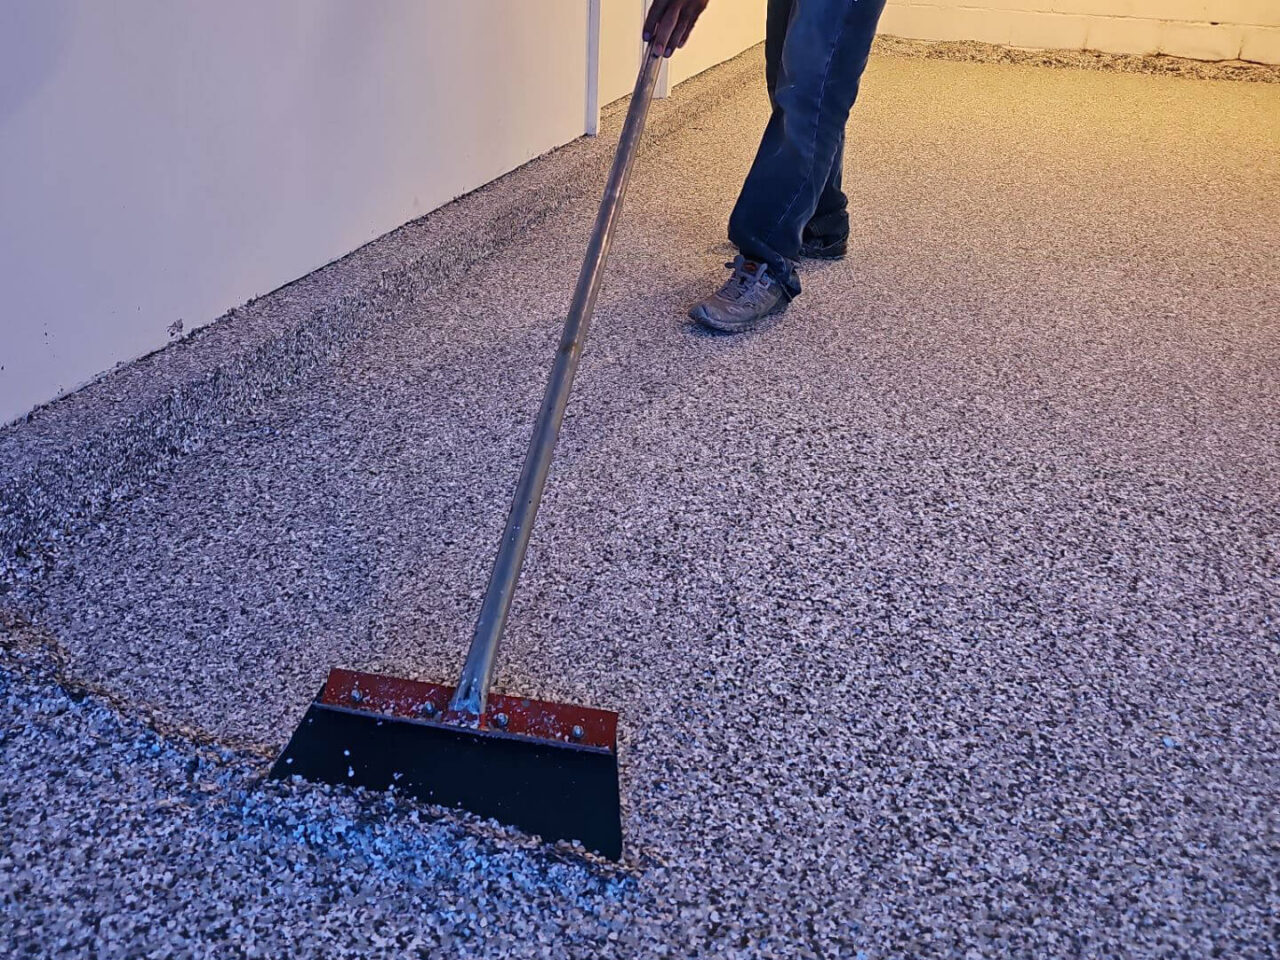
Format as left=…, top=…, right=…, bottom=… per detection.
left=450, top=43, right=664, bottom=716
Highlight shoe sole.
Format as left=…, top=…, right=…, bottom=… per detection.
left=689, top=298, right=787, bottom=333
left=799, top=241, right=847, bottom=260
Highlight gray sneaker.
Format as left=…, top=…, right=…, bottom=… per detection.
left=689, top=256, right=788, bottom=332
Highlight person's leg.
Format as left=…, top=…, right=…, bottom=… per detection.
left=728, top=0, right=885, bottom=295
left=773, top=0, right=849, bottom=256
left=765, top=0, right=793, bottom=106
left=804, top=130, right=848, bottom=249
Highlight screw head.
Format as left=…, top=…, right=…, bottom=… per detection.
left=493, top=713, right=509, bottom=729
left=350, top=688, right=364, bottom=704
left=420, top=701, right=437, bottom=717
left=571, top=725, right=585, bottom=740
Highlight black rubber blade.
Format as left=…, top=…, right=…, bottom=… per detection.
left=269, top=670, right=623, bottom=859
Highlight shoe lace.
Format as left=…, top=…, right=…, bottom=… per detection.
left=718, top=256, right=771, bottom=304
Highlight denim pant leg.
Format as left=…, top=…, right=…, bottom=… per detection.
left=730, top=0, right=886, bottom=297
left=809, top=130, right=848, bottom=239
left=764, top=0, right=792, bottom=102
left=766, top=0, right=846, bottom=241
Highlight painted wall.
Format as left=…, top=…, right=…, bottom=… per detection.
left=595, top=1, right=769, bottom=106
left=599, top=0, right=648, bottom=107
left=880, top=0, right=1280, bottom=63
left=0, top=0, right=591, bottom=425
left=667, top=0, right=770, bottom=86
left=2, top=0, right=772, bottom=425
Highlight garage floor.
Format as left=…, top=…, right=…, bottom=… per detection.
left=3, top=45, right=1278, bottom=959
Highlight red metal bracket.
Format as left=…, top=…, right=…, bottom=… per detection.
left=319, top=668, right=617, bottom=752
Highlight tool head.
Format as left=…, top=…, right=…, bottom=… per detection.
left=270, top=668, right=623, bottom=859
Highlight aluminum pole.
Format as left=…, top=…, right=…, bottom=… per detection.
left=451, top=44, right=664, bottom=716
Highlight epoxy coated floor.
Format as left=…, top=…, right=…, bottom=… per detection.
left=4, top=48, right=1279, bottom=958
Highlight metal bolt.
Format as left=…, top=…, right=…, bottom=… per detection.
left=420, top=702, right=437, bottom=717
left=493, top=713, right=509, bottom=729
left=571, top=725, right=585, bottom=741
left=350, top=688, right=364, bottom=704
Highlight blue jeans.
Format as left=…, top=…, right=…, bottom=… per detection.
left=728, top=0, right=887, bottom=298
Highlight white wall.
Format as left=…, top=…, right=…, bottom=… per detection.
left=667, top=0, right=769, bottom=87
left=0, top=0, right=590, bottom=425
left=594, top=1, right=768, bottom=107
left=0, top=0, right=769, bottom=425
left=598, top=0, right=647, bottom=107
left=880, top=0, right=1280, bottom=64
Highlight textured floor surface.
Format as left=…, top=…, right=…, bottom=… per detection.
left=3, top=48, right=1279, bottom=959
left=873, top=35, right=1280, bottom=83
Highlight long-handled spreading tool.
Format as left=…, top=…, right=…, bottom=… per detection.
left=270, top=45, right=665, bottom=860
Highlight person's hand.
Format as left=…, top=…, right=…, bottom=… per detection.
left=643, top=0, right=709, bottom=58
